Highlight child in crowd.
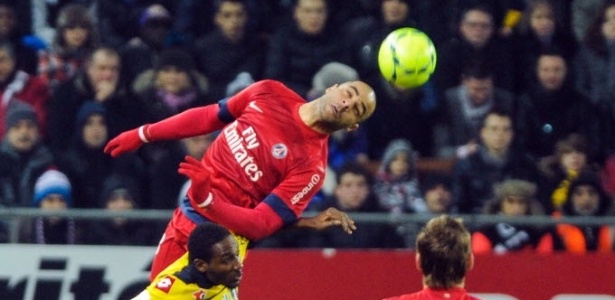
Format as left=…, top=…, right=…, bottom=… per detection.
left=374, top=139, right=427, bottom=214
left=19, top=169, right=78, bottom=244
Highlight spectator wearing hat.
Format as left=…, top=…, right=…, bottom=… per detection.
left=18, top=169, right=79, bottom=244
left=192, top=0, right=266, bottom=103
left=37, top=3, right=100, bottom=91
left=82, top=174, right=160, bottom=246
left=0, top=40, right=48, bottom=140
left=48, top=47, right=140, bottom=155
left=56, top=101, right=146, bottom=208
left=471, top=179, right=555, bottom=254
left=120, top=4, right=175, bottom=88
left=555, top=171, right=615, bottom=252
left=537, top=133, right=601, bottom=214
left=375, top=139, right=427, bottom=215
left=0, top=101, right=54, bottom=207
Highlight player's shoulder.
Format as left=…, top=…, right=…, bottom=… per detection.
left=382, top=294, right=417, bottom=300
left=248, top=79, right=284, bottom=93
left=252, top=80, right=303, bottom=100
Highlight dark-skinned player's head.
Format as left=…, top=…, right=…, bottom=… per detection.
left=189, top=223, right=243, bottom=288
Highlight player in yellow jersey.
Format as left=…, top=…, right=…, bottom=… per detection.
left=132, top=222, right=245, bottom=300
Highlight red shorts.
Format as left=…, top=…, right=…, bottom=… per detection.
left=149, top=208, right=196, bottom=281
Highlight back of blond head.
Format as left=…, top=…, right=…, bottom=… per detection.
left=416, top=215, right=471, bottom=289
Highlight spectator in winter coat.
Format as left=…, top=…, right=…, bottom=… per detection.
left=472, top=179, right=554, bottom=254
left=374, top=139, right=427, bottom=214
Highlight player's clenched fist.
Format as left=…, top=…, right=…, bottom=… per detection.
left=104, top=125, right=150, bottom=157
left=178, top=156, right=213, bottom=209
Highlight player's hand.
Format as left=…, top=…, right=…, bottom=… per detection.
left=300, top=207, right=357, bottom=234
left=104, top=126, right=147, bottom=157
left=178, top=156, right=212, bottom=209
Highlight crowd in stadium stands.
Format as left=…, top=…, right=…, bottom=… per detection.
left=1, top=0, right=615, bottom=251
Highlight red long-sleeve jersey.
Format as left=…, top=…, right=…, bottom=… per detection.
left=169, top=80, right=328, bottom=240
left=383, top=287, right=481, bottom=300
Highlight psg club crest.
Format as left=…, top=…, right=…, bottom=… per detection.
left=271, top=143, right=288, bottom=159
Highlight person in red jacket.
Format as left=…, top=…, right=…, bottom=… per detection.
left=105, top=79, right=376, bottom=280
left=0, top=40, right=48, bottom=139
left=383, top=215, right=479, bottom=300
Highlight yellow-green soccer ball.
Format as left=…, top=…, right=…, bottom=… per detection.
left=378, top=27, right=437, bottom=89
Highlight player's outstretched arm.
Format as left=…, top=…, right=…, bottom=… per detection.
left=105, top=104, right=225, bottom=157
left=294, top=207, right=356, bottom=235
left=178, top=155, right=285, bottom=240
left=104, top=126, right=147, bottom=157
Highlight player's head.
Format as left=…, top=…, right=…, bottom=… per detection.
left=312, top=80, right=376, bottom=133
left=415, top=215, right=473, bottom=289
left=188, top=223, right=243, bottom=288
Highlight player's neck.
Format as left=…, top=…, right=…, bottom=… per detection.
left=298, top=102, right=333, bottom=135
left=423, top=278, right=465, bottom=290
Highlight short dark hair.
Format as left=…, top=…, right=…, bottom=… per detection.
left=416, top=215, right=471, bottom=289
left=478, top=108, right=513, bottom=130
left=335, top=162, right=373, bottom=186
left=555, top=133, right=588, bottom=158
left=188, top=223, right=232, bottom=263
left=461, top=59, right=493, bottom=80
left=214, top=0, right=246, bottom=12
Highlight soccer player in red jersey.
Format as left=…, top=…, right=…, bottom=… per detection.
left=104, top=79, right=377, bottom=280
left=383, top=215, right=479, bottom=300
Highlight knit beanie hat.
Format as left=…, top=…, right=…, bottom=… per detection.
left=33, top=169, right=72, bottom=207
left=99, top=174, right=141, bottom=208
left=312, top=62, right=358, bottom=94
left=139, top=4, right=172, bottom=27
left=563, top=171, right=611, bottom=216
left=157, top=48, right=194, bottom=72
left=226, top=72, right=254, bottom=97
left=379, top=138, right=414, bottom=173
left=75, top=101, right=106, bottom=128
left=6, top=101, right=38, bottom=129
